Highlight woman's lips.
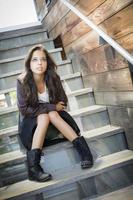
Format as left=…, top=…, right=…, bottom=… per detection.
left=37, top=67, right=43, bottom=71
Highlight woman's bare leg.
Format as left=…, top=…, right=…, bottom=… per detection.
left=48, top=111, right=78, bottom=142
left=31, top=114, right=50, bottom=149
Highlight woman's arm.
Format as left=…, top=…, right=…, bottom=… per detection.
left=17, top=79, right=56, bottom=117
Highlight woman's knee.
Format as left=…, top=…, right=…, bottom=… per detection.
left=37, top=113, right=50, bottom=125
left=48, top=111, right=60, bottom=122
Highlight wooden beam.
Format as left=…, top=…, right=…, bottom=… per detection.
left=83, top=68, right=133, bottom=91
left=49, top=0, right=106, bottom=39
left=101, top=4, right=133, bottom=39
left=78, top=45, right=129, bottom=76
left=117, top=33, right=133, bottom=53
left=95, top=91, right=133, bottom=107
left=44, top=0, right=79, bottom=32
left=62, top=0, right=133, bottom=47
left=65, top=30, right=100, bottom=56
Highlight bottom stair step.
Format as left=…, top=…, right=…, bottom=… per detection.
left=0, top=150, right=133, bottom=200
left=85, top=185, right=133, bottom=200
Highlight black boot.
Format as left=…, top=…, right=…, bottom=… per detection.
left=72, top=136, right=93, bottom=169
left=27, top=148, right=52, bottom=182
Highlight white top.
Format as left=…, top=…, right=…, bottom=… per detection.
left=38, top=86, right=49, bottom=103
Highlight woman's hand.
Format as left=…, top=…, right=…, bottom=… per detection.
left=56, top=101, right=66, bottom=111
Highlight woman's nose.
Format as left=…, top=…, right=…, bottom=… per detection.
left=38, top=59, right=42, bottom=64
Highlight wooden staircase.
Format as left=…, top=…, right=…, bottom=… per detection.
left=0, top=23, right=133, bottom=200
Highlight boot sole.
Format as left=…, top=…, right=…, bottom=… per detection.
left=81, top=164, right=93, bottom=169
left=29, top=175, right=52, bottom=182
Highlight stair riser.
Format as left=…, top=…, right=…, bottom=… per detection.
left=0, top=40, right=55, bottom=60
left=0, top=111, right=18, bottom=130
left=0, top=31, right=48, bottom=52
left=0, top=74, right=83, bottom=91
left=0, top=134, right=20, bottom=154
left=77, top=164, right=133, bottom=199
left=68, top=93, right=95, bottom=111
left=42, top=184, right=79, bottom=200
left=0, top=132, right=128, bottom=187
left=0, top=163, right=27, bottom=187
left=62, top=76, right=84, bottom=92
left=57, top=63, right=74, bottom=77
left=0, top=75, right=18, bottom=90
left=0, top=60, right=73, bottom=77
left=50, top=51, right=63, bottom=63
left=0, top=59, right=24, bottom=74
left=75, top=111, right=110, bottom=132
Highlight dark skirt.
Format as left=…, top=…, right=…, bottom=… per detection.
left=18, top=110, right=80, bottom=150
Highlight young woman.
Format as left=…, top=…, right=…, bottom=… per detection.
left=17, top=45, right=93, bottom=182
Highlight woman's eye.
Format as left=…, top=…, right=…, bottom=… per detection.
left=42, top=58, right=47, bottom=61
left=32, top=58, right=38, bottom=62
left=31, top=58, right=47, bottom=62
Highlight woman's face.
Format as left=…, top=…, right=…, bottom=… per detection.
left=30, top=50, right=47, bottom=75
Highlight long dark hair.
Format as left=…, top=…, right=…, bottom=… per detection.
left=23, top=44, right=68, bottom=106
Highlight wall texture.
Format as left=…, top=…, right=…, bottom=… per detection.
left=42, top=0, right=133, bottom=149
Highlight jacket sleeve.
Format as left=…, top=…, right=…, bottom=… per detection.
left=16, top=79, right=56, bottom=117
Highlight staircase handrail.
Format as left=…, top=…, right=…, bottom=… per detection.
left=61, top=0, right=133, bottom=65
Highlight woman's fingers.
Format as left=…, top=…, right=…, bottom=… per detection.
left=59, top=101, right=65, bottom=105
left=56, top=102, right=66, bottom=111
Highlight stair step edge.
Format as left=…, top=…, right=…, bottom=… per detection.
left=67, top=87, right=93, bottom=96
left=0, top=125, right=124, bottom=165
left=0, top=48, right=63, bottom=64
left=0, top=150, right=133, bottom=200
left=0, top=69, right=78, bottom=80
left=0, top=23, right=45, bottom=39
left=69, top=105, right=107, bottom=117
left=0, top=104, right=105, bottom=116
left=0, top=87, right=16, bottom=95
left=0, top=124, right=123, bottom=138
left=0, top=125, right=18, bottom=137
left=0, top=38, right=54, bottom=51
left=0, top=80, right=90, bottom=95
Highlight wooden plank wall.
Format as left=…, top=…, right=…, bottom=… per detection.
left=43, top=0, right=133, bottom=149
